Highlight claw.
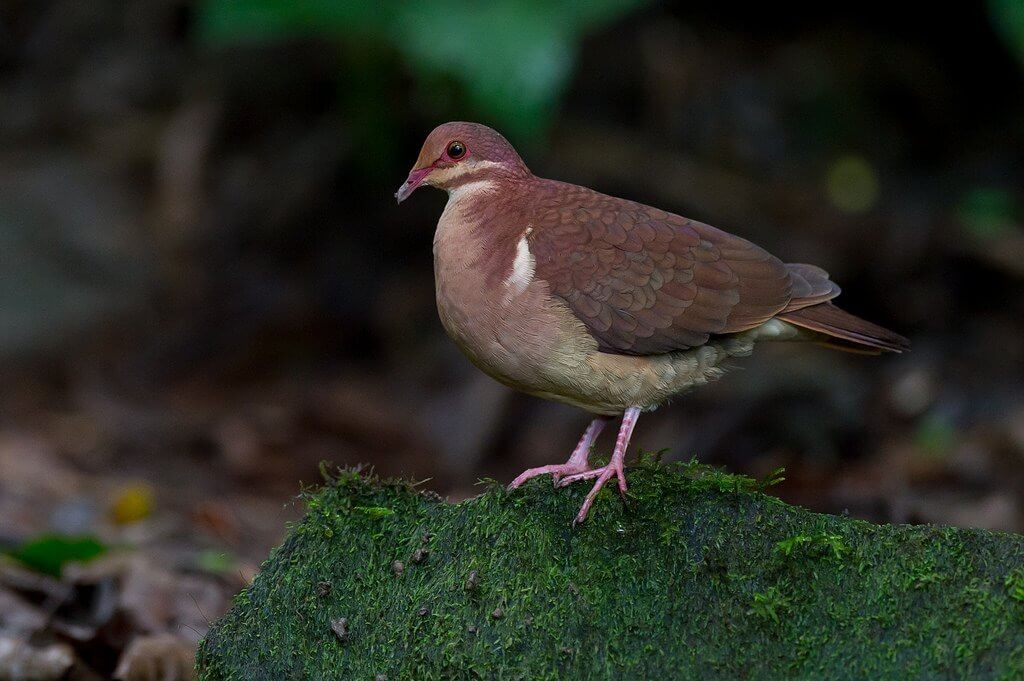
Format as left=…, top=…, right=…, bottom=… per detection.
left=569, top=406, right=640, bottom=524
left=569, top=462, right=628, bottom=525
left=507, top=417, right=610, bottom=491
left=557, top=467, right=603, bottom=487
left=508, top=463, right=593, bottom=490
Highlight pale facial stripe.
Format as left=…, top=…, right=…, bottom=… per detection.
left=431, top=159, right=508, bottom=189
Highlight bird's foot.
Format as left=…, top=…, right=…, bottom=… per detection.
left=560, top=462, right=628, bottom=525
left=508, top=463, right=594, bottom=489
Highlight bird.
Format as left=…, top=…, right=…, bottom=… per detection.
left=396, top=121, right=908, bottom=524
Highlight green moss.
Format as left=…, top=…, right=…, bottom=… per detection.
left=1007, top=568, right=1024, bottom=605
left=747, top=585, right=791, bottom=623
left=198, top=463, right=1024, bottom=680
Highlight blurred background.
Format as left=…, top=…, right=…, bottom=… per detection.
left=1, top=1, right=1023, bottom=677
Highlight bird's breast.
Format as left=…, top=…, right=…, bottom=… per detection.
left=434, top=211, right=534, bottom=361
left=431, top=197, right=596, bottom=394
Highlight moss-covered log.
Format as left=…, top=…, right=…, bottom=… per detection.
left=198, top=463, right=1024, bottom=680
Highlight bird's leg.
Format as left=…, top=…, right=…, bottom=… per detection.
left=508, top=416, right=611, bottom=489
left=559, top=406, right=641, bottom=524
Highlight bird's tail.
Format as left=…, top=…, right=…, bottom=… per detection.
left=776, top=302, right=909, bottom=354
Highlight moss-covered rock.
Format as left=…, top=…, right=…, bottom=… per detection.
left=197, top=462, right=1024, bottom=680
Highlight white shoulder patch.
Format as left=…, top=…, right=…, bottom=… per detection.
left=504, top=227, right=535, bottom=301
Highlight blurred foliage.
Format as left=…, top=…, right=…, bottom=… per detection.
left=7, top=535, right=106, bottom=577
left=958, top=187, right=1020, bottom=240
left=990, top=0, right=1024, bottom=67
left=197, top=550, right=239, bottom=575
left=914, top=411, right=957, bottom=459
left=198, top=0, right=646, bottom=143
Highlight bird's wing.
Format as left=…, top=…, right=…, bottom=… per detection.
left=529, top=182, right=827, bottom=356
left=782, top=262, right=841, bottom=311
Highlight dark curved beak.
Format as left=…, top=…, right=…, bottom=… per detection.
left=395, top=166, right=434, bottom=203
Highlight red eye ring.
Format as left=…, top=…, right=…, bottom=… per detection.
left=446, top=141, right=466, bottom=160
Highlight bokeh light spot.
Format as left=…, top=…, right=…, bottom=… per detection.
left=826, top=155, right=880, bottom=214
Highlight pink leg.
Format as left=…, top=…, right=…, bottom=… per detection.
left=559, top=406, right=641, bottom=525
left=508, top=416, right=611, bottom=489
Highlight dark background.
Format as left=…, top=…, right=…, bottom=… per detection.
left=1, top=1, right=1022, bottom=675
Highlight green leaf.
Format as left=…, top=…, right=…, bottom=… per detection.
left=8, top=534, right=106, bottom=577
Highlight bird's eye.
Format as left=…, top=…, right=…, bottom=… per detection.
left=446, top=141, right=466, bottom=160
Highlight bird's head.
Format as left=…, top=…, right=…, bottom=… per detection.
left=395, top=122, right=530, bottom=203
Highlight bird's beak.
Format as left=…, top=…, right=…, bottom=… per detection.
left=395, top=166, right=434, bottom=203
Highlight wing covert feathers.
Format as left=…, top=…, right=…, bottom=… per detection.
left=527, top=179, right=906, bottom=356
left=529, top=182, right=794, bottom=355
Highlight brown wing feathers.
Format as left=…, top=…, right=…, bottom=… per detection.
left=783, top=263, right=841, bottom=310
left=529, top=180, right=907, bottom=356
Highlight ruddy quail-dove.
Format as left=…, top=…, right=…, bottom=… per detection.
left=397, top=122, right=908, bottom=524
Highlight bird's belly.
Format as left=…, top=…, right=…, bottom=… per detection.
left=567, top=340, right=751, bottom=414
